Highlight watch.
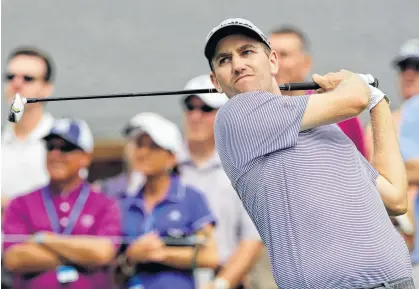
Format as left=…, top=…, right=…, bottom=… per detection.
left=214, top=277, right=230, bottom=289
left=33, top=232, right=46, bottom=244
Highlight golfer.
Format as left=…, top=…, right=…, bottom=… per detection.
left=204, top=18, right=414, bottom=289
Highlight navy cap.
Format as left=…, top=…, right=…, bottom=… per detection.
left=392, top=39, right=419, bottom=67
left=43, top=117, right=94, bottom=152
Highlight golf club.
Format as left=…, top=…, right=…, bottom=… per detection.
left=7, top=77, right=379, bottom=123
left=1, top=233, right=207, bottom=247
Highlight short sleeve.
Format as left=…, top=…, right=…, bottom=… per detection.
left=2, top=197, right=31, bottom=251
left=92, top=196, right=122, bottom=249
left=358, top=151, right=379, bottom=186
left=215, top=91, right=309, bottom=171
left=399, top=96, right=419, bottom=160
left=187, top=188, right=217, bottom=232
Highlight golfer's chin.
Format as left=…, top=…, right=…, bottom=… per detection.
left=233, top=79, right=262, bottom=94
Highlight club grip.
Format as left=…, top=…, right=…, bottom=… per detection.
left=283, top=77, right=379, bottom=91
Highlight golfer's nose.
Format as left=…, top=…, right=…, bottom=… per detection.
left=231, top=55, right=247, bottom=74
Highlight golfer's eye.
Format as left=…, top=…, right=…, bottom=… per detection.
left=219, top=57, right=230, bottom=65
left=242, top=50, right=253, bottom=56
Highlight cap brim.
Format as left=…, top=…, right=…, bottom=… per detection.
left=392, top=55, right=419, bottom=67
left=182, top=94, right=213, bottom=107
left=205, top=25, right=269, bottom=61
left=43, top=133, right=84, bottom=151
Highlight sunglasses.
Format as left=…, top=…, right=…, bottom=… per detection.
left=398, top=60, right=419, bottom=72
left=46, top=142, right=81, bottom=153
left=135, top=137, right=163, bottom=150
left=183, top=101, right=215, bottom=113
left=5, top=73, right=38, bottom=83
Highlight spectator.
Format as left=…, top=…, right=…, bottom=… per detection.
left=93, top=132, right=145, bottom=199
left=2, top=117, right=121, bottom=289
left=268, top=25, right=368, bottom=157
left=396, top=40, right=419, bottom=285
left=365, top=39, right=419, bottom=248
left=114, top=112, right=219, bottom=289
left=177, top=75, right=264, bottom=289
left=1, top=46, right=55, bottom=207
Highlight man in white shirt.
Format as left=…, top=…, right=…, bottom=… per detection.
left=1, top=46, right=55, bottom=208
left=178, top=75, right=264, bottom=289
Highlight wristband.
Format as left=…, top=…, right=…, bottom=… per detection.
left=33, top=232, right=46, bottom=244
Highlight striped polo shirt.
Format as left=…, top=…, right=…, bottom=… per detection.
left=213, top=91, right=412, bottom=289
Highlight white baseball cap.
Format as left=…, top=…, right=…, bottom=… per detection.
left=392, top=39, right=419, bottom=66
left=122, top=112, right=183, bottom=155
left=204, top=18, right=271, bottom=62
left=183, top=74, right=228, bottom=108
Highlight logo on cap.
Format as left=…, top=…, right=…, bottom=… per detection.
left=169, top=210, right=182, bottom=221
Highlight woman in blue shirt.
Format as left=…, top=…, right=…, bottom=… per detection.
left=115, top=112, right=219, bottom=289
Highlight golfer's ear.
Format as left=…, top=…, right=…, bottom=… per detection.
left=210, top=72, right=223, bottom=93
left=269, top=50, right=279, bottom=76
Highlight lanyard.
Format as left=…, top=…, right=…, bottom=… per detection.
left=42, top=184, right=90, bottom=235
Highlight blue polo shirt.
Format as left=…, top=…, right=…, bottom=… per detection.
left=399, top=94, right=419, bottom=161
left=119, top=175, right=217, bottom=289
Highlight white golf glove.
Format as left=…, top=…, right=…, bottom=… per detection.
left=357, top=73, right=390, bottom=111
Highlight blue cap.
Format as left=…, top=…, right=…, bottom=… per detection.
left=43, top=117, right=94, bottom=152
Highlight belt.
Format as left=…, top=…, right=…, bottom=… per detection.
left=359, top=277, right=415, bottom=289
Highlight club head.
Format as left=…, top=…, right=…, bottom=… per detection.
left=8, top=93, right=27, bottom=123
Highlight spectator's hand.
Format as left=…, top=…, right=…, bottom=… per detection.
left=127, top=231, right=166, bottom=263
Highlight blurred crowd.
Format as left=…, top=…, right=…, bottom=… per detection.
left=1, top=24, right=418, bottom=289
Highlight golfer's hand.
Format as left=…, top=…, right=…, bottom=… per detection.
left=312, top=69, right=357, bottom=93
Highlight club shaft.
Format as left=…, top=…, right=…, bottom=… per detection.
left=1, top=234, right=205, bottom=246
left=24, top=78, right=379, bottom=104
left=25, top=82, right=322, bottom=104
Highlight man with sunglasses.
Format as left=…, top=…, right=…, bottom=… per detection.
left=1, top=47, right=55, bottom=206
left=392, top=39, right=419, bottom=286
left=2, top=117, right=121, bottom=289
left=177, top=75, right=264, bottom=289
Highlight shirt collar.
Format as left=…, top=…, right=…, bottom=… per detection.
left=177, top=142, right=222, bottom=170
left=128, top=175, right=185, bottom=210
left=2, top=112, right=54, bottom=143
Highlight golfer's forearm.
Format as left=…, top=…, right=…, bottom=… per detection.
left=44, top=235, right=115, bottom=267
left=406, top=159, right=419, bottom=185
left=370, top=100, right=408, bottom=204
left=161, top=246, right=219, bottom=269
left=216, top=241, right=263, bottom=288
left=4, top=244, right=61, bottom=273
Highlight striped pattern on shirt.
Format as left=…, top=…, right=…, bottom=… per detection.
left=213, top=91, right=412, bottom=289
